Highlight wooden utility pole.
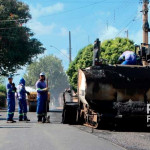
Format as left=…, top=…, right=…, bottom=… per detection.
left=69, top=31, right=72, bottom=63
left=69, top=31, right=73, bottom=97
left=142, top=0, right=149, bottom=45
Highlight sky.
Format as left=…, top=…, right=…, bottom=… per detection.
left=12, top=0, right=145, bottom=84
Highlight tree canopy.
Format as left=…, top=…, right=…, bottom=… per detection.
left=67, top=37, right=135, bottom=92
left=0, top=0, right=45, bottom=76
left=24, top=55, right=69, bottom=102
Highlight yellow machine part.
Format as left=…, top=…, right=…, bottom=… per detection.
left=27, top=92, right=50, bottom=102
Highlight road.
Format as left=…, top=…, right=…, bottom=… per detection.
left=0, top=110, right=150, bottom=150
left=0, top=110, right=125, bottom=150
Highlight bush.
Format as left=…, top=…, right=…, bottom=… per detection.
left=0, top=84, right=6, bottom=107
left=0, top=92, right=6, bottom=107
left=0, top=84, right=6, bottom=93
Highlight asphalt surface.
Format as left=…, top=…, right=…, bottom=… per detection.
left=0, top=110, right=125, bottom=150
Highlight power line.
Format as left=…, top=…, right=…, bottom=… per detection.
left=31, top=0, right=137, bottom=4
left=115, top=10, right=140, bottom=37
left=50, top=45, right=69, bottom=59
left=41, top=0, right=108, bottom=18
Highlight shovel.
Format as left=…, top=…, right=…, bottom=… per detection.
left=45, top=78, right=50, bottom=123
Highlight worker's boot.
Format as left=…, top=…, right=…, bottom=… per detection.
left=24, top=114, right=30, bottom=122
left=7, top=119, right=13, bottom=123
left=19, top=116, right=23, bottom=121
left=37, top=116, right=42, bottom=123
left=7, top=119, right=16, bottom=123
left=24, top=118, right=30, bottom=122
left=12, top=120, right=16, bottom=123
left=42, top=116, right=46, bottom=123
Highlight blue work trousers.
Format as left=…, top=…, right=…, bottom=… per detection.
left=18, top=98, right=27, bottom=120
left=7, top=98, right=15, bottom=121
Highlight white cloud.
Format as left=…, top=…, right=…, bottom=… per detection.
left=59, top=26, right=83, bottom=37
left=130, top=30, right=142, bottom=44
left=30, top=3, right=64, bottom=19
left=60, top=27, right=68, bottom=36
left=27, top=3, right=64, bottom=36
left=100, top=26, right=119, bottom=41
left=28, top=20, right=55, bottom=35
left=60, top=49, right=69, bottom=58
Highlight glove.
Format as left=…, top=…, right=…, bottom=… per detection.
left=27, top=92, right=30, bottom=95
left=12, top=83, right=15, bottom=87
left=12, top=83, right=16, bottom=92
left=13, top=87, right=17, bottom=92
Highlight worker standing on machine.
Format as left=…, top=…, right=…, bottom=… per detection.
left=118, top=50, right=137, bottom=65
left=6, top=75, right=16, bottom=123
left=17, top=78, right=30, bottom=122
left=36, top=72, right=48, bottom=123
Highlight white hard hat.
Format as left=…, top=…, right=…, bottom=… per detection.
left=40, top=72, right=45, bottom=76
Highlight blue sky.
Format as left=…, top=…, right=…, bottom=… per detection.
left=12, top=0, right=144, bottom=84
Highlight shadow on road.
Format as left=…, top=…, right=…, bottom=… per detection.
left=0, top=126, right=31, bottom=128
left=96, top=122, right=150, bottom=132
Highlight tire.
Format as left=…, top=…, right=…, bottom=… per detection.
left=62, top=109, right=68, bottom=124
left=29, top=102, right=37, bottom=112
left=47, top=102, right=49, bottom=112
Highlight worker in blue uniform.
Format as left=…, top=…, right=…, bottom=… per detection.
left=6, top=75, right=16, bottom=123
left=35, top=72, right=48, bottom=123
left=118, top=51, right=137, bottom=65
left=17, top=78, right=30, bottom=121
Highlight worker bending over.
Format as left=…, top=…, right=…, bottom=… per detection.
left=6, top=75, right=16, bottom=123
left=17, top=78, right=30, bottom=121
left=118, top=50, right=137, bottom=65
left=36, top=72, right=48, bottom=123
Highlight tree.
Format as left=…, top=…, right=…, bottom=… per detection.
left=101, top=37, right=135, bottom=64
left=67, top=37, right=135, bottom=92
left=67, top=44, right=93, bottom=91
left=0, top=0, right=45, bottom=76
left=0, top=76, right=5, bottom=84
left=24, top=55, right=69, bottom=104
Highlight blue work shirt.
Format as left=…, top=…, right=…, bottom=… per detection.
left=119, top=51, right=136, bottom=62
left=7, top=83, right=15, bottom=99
left=36, top=80, right=47, bottom=99
left=17, top=84, right=27, bottom=100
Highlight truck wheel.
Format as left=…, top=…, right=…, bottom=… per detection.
left=47, top=102, right=49, bottom=112
left=62, top=109, right=68, bottom=124
left=77, top=110, right=85, bottom=125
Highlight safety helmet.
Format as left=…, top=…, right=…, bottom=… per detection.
left=19, top=78, right=25, bottom=86
left=40, top=72, right=45, bottom=76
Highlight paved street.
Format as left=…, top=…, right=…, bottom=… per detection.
left=0, top=110, right=150, bottom=150
left=0, top=110, right=125, bottom=150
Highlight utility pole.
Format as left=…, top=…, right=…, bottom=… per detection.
left=88, top=35, right=90, bottom=44
left=106, top=20, right=108, bottom=30
left=69, top=31, right=72, bottom=63
left=142, top=0, right=149, bottom=45
left=69, top=31, right=73, bottom=97
left=125, top=30, right=128, bottom=39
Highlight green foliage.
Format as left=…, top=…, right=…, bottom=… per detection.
left=67, top=37, right=135, bottom=91
left=24, top=55, right=69, bottom=101
left=0, top=84, right=6, bottom=93
left=0, top=76, right=5, bottom=84
left=0, top=0, right=45, bottom=76
left=67, top=44, right=93, bottom=91
left=0, top=84, right=6, bottom=107
left=0, top=92, right=6, bottom=107
left=101, top=37, right=135, bottom=64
